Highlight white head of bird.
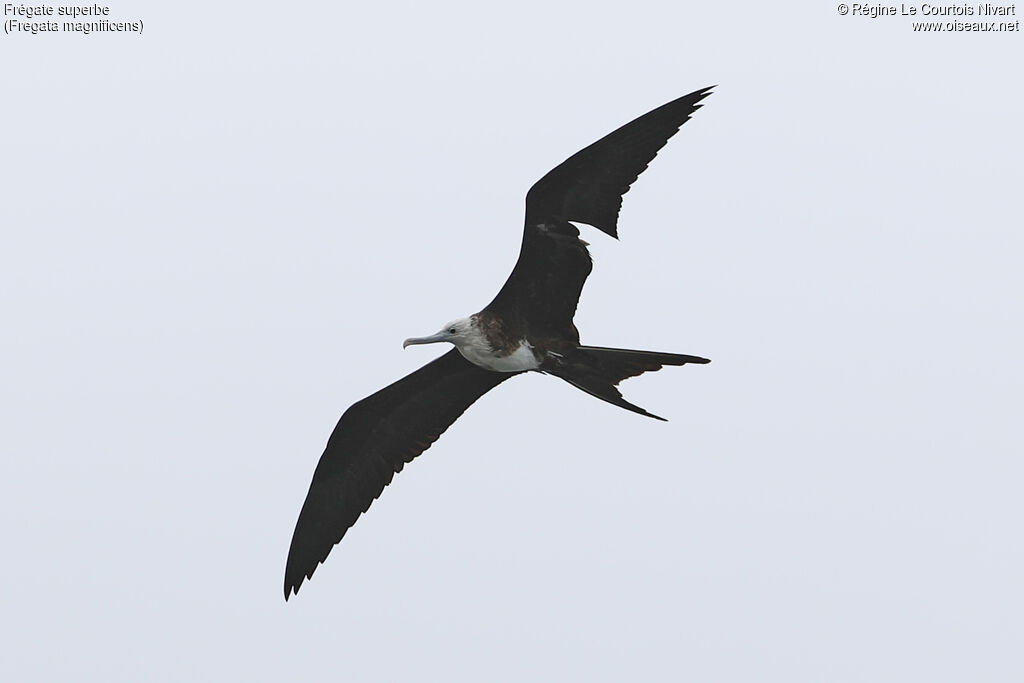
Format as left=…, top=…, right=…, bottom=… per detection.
left=403, top=317, right=478, bottom=351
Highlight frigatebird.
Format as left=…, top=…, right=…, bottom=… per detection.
left=284, top=86, right=714, bottom=599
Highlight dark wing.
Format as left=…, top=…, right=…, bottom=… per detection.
left=486, top=86, right=714, bottom=336
left=284, top=349, right=518, bottom=599
left=524, top=86, right=714, bottom=238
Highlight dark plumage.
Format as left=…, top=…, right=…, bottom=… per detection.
left=285, top=86, right=714, bottom=599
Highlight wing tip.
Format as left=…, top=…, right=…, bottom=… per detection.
left=283, top=572, right=304, bottom=601
left=676, top=85, right=716, bottom=118
left=284, top=565, right=318, bottom=601
left=680, top=85, right=716, bottom=116
left=692, top=84, right=717, bottom=100
left=284, top=544, right=325, bottom=602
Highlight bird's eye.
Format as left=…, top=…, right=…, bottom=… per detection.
left=448, top=327, right=457, bottom=334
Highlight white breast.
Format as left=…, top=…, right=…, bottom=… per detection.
left=457, top=338, right=540, bottom=373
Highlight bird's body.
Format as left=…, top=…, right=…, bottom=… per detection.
left=285, top=86, right=715, bottom=599
left=454, top=327, right=540, bottom=373
left=405, top=314, right=542, bottom=372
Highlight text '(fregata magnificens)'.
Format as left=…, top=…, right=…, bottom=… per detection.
left=284, top=86, right=715, bottom=599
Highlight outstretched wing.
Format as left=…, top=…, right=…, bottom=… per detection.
left=284, top=349, right=518, bottom=599
left=524, top=86, right=714, bottom=238
left=486, top=86, right=714, bottom=336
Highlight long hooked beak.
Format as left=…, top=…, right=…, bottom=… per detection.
left=402, top=332, right=449, bottom=349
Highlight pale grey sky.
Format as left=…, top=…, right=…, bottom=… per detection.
left=2, top=1, right=1022, bottom=681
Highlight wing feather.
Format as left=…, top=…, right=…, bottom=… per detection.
left=284, top=349, right=517, bottom=599
left=487, top=87, right=714, bottom=334
left=525, top=86, right=714, bottom=237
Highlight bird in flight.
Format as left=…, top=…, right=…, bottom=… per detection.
left=284, top=86, right=714, bottom=599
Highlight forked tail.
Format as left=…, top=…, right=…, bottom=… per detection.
left=549, top=345, right=710, bottom=421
